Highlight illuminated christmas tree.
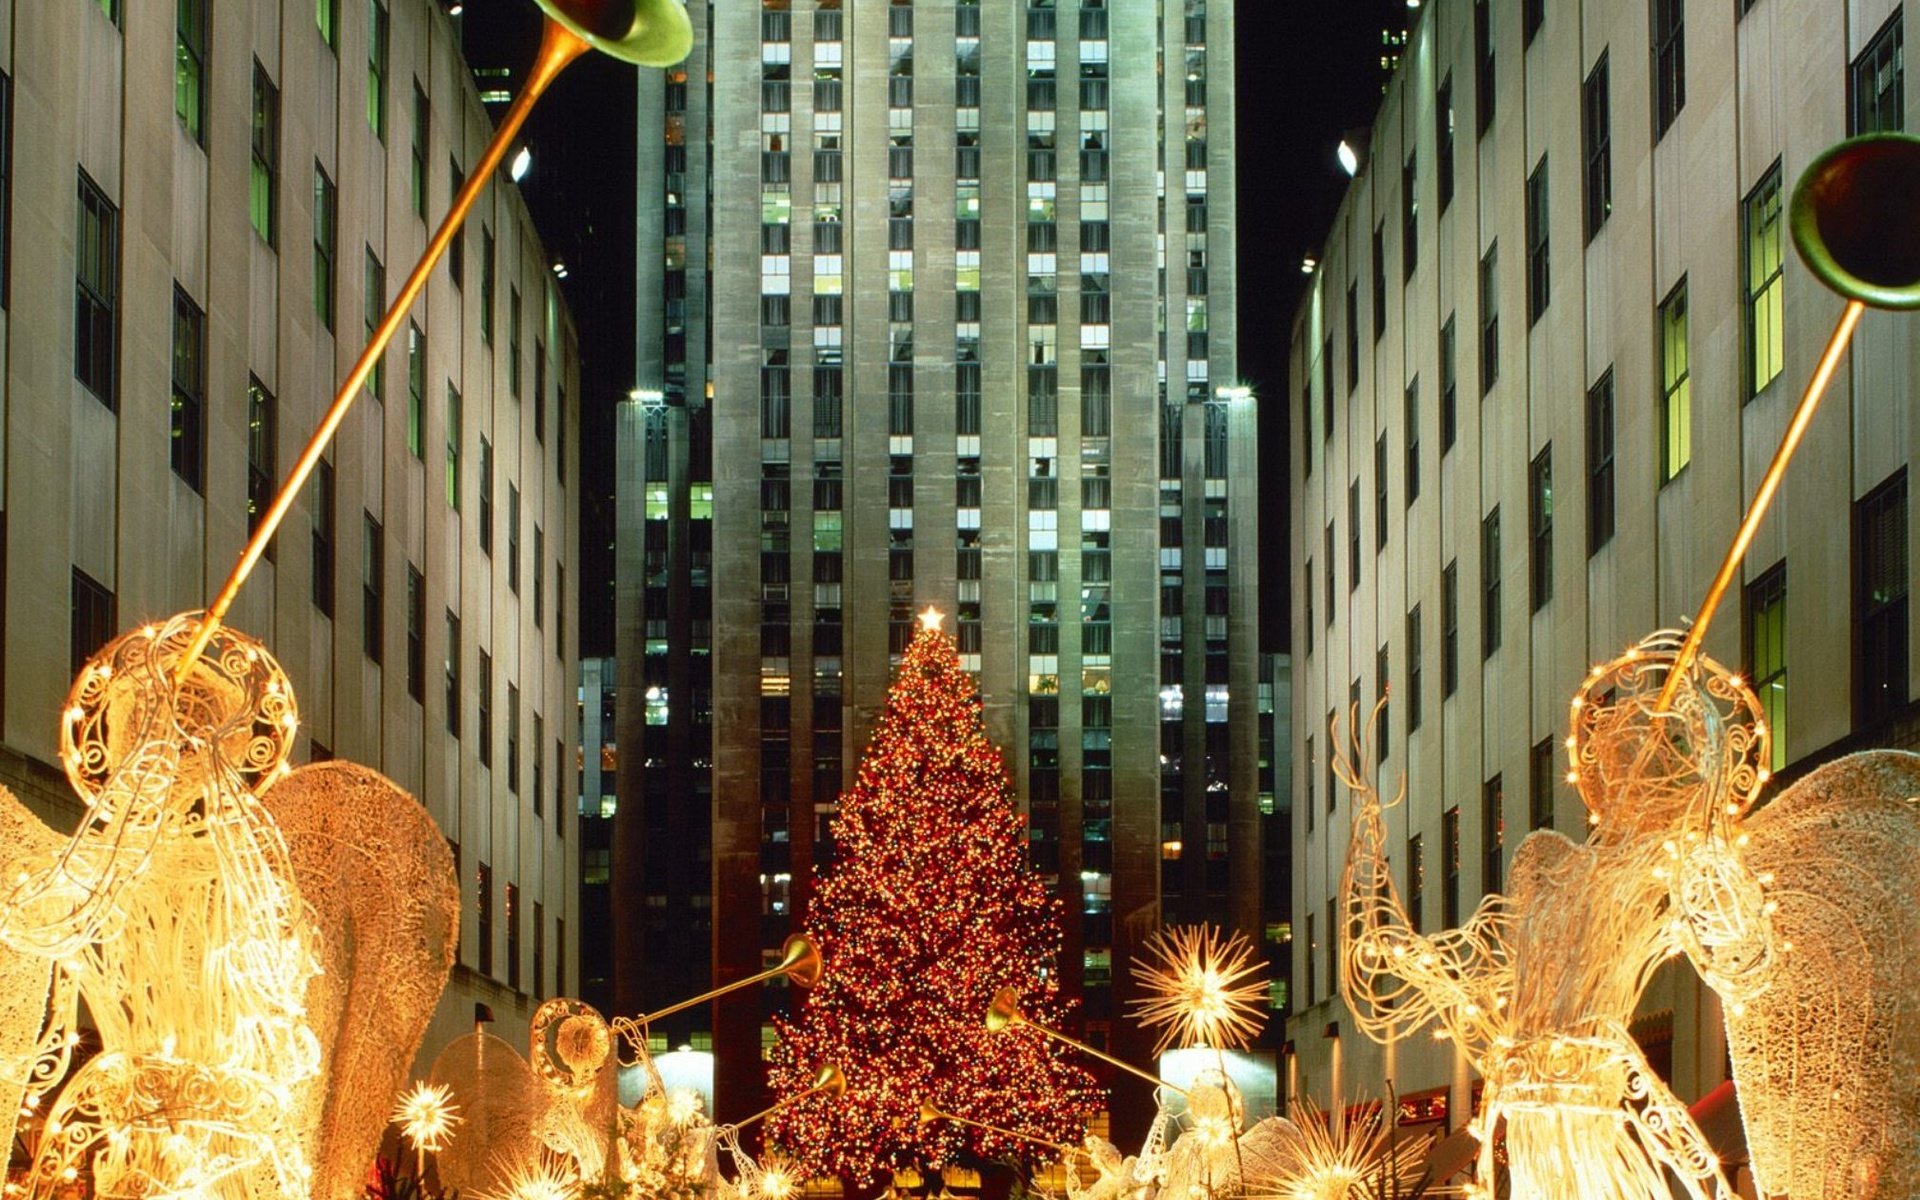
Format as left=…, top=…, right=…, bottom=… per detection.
left=764, top=610, right=1100, bottom=1184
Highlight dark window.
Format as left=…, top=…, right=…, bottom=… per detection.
left=508, top=684, right=520, bottom=794
left=480, top=226, right=495, bottom=343
left=445, top=610, right=461, bottom=737
left=0, top=72, right=7, bottom=306
left=1479, top=243, right=1499, bottom=394
left=406, top=565, right=424, bottom=701
left=1587, top=370, right=1616, bottom=554
left=478, top=650, right=493, bottom=766
left=1402, top=154, right=1419, bottom=279
left=1349, top=481, right=1361, bottom=592
left=75, top=172, right=119, bottom=405
left=1744, top=161, right=1785, bottom=396
left=363, top=248, right=385, bottom=400
left=410, top=82, right=429, bottom=219
left=1407, top=606, right=1423, bottom=732
left=1372, top=225, right=1387, bottom=340
left=532, top=900, right=544, bottom=999
left=1375, top=435, right=1390, bottom=550
left=1440, top=315, right=1457, bottom=451
left=532, top=714, right=544, bottom=818
left=1443, top=806, right=1461, bottom=925
left=312, top=460, right=335, bottom=616
left=1302, top=385, right=1313, bottom=477
left=1436, top=73, right=1456, bottom=211
left=1660, top=278, right=1691, bottom=481
left=312, top=165, right=335, bottom=330
left=1304, top=560, right=1315, bottom=655
left=479, top=437, right=494, bottom=553
left=508, top=484, right=521, bottom=594
left=70, top=568, right=115, bottom=679
left=177, top=0, right=208, bottom=143
left=248, top=377, right=276, bottom=547
left=407, top=324, right=425, bottom=457
left=251, top=63, right=279, bottom=245
left=1407, top=833, right=1425, bottom=930
left=1322, top=336, right=1334, bottom=438
left=1482, top=507, right=1502, bottom=659
left=1346, top=283, right=1360, bottom=392
left=170, top=286, right=205, bottom=491
left=1405, top=379, right=1421, bottom=505
left=1376, top=645, right=1392, bottom=762
left=1530, top=737, right=1556, bottom=829
left=363, top=513, right=383, bottom=663
left=509, top=287, right=522, bottom=397
left=1852, top=10, right=1904, bottom=134
left=1475, top=0, right=1496, bottom=137
left=1524, top=0, right=1544, bottom=44
left=447, top=160, right=465, bottom=287
left=366, top=0, right=389, bottom=140
left=1325, top=524, right=1336, bottom=625
left=533, top=526, right=545, bottom=628
left=1526, top=157, right=1549, bottom=325
left=1745, top=562, right=1787, bottom=774
left=1530, top=445, right=1553, bottom=611
left=1442, top=560, right=1459, bottom=696
left=477, top=862, right=492, bottom=976
left=1652, top=0, right=1685, bottom=138
left=1583, top=53, right=1611, bottom=241
left=1482, top=775, right=1505, bottom=892
left=1857, top=469, right=1909, bottom=726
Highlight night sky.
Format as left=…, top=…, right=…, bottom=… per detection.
left=465, top=1, right=1390, bottom=659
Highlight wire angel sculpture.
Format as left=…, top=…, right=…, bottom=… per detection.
left=1339, top=628, right=1920, bottom=1199
left=0, top=614, right=459, bottom=1200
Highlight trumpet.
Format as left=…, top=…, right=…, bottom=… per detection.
left=985, top=986, right=1188, bottom=1098
left=1658, top=133, right=1920, bottom=710
left=732, top=1064, right=849, bottom=1132
left=614, top=933, right=822, bottom=1052
left=918, top=1102, right=1086, bottom=1160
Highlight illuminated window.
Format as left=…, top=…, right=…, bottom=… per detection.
left=1660, top=278, right=1691, bottom=480
left=1744, top=162, right=1784, bottom=397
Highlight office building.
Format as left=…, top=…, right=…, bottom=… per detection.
left=3, top=0, right=581, bottom=1057
left=1288, top=0, right=1914, bottom=1134
left=622, top=0, right=1267, bottom=1136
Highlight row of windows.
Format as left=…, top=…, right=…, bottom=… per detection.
left=1311, top=9, right=1905, bottom=465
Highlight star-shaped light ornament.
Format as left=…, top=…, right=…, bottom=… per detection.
left=392, top=1081, right=464, bottom=1155
left=919, top=606, right=945, bottom=632
left=1129, top=924, right=1269, bottom=1055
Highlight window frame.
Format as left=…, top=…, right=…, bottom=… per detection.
left=1743, top=160, right=1785, bottom=398
left=1586, top=369, right=1616, bottom=554
left=75, top=171, right=119, bottom=407
left=170, top=285, right=205, bottom=491
left=1659, top=277, right=1691, bottom=482
left=251, top=62, right=280, bottom=246
left=1583, top=52, right=1611, bottom=241
left=1850, top=9, right=1904, bottom=135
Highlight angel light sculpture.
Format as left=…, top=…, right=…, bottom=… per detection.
left=1342, top=633, right=1750, bottom=1199
left=1341, top=630, right=1920, bottom=1199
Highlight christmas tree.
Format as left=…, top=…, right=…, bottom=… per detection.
left=764, top=611, right=1100, bottom=1185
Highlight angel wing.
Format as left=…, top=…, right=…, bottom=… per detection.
left=0, top=787, right=65, bottom=1161
left=1709, top=749, right=1920, bottom=1200
left=265, top=761, right=460, bottom=1200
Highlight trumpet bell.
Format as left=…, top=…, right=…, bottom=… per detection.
left=533, top=0, right=692, bottom=68
left=985, top=986, right=1024, bottom=1033
left=1790, top=133, right=1920, bottom=310
left=918, top=1102, right=943, bottom=1125
left=779, top=933, right=825, bottom=989
left=813, top=1064, right=848, bottom=1099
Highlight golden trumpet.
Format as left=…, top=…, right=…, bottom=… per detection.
left=984, top=986, right=1188, bottom=1097
left=1658, top=133, right=1920, bottom=710
left=615, top=934, right=822, bottom=1046
left=734, top=1064, right=848, bottom=1131
left=918, top=1102, right=1084, bottom=1159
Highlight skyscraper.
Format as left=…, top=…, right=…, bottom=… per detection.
left=621, top=0, right=1263, bottom=1137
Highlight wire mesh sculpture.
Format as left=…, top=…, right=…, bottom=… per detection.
left=0, top=618, right=322, bottom=1199
left=1340, top=629, right=1920, bottom=1198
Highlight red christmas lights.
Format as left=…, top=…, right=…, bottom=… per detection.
left=764, top=619, right=1100, bottom=1184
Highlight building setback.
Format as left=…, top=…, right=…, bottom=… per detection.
left=618, top=0, right=1268, bottom=1138
left=2, top=0, right=581, bottom=1058
left=1288, top=0, right=1915, bottom=1132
